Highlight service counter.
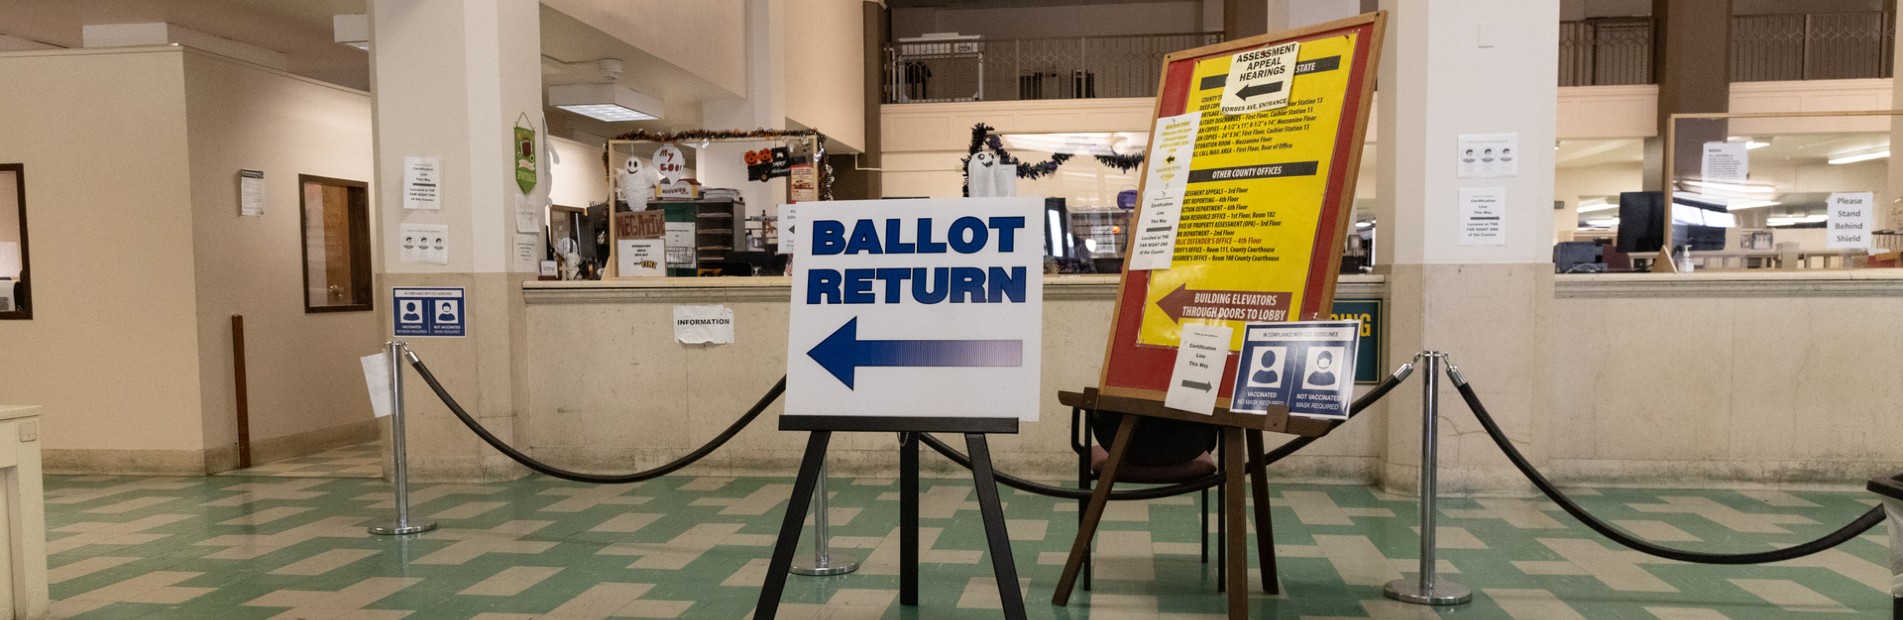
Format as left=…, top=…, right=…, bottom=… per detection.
left=518, top=269, right=1903, bottom=487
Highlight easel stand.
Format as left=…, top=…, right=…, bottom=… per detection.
left=1053, top=389, right=1319, bottom=619
left=754, top=416, right=1026, bottom=620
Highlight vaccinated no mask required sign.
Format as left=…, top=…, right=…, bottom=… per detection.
left=785, top=198, right=1044, bottom=420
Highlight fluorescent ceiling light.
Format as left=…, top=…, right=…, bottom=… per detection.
left=1577, top=198, right=1616, bottom=213
left=1726, top=136, right=1769, bottom=150
left=1675, top=191, right=1778, bottom=211
left=333, top=14, right=368, bottom=50
left=1355, top=221, right=1372, bottom=228
left=1681, top=180, right=1774, bottom=194
left=1768, top=214, right=1827, bottom=226
left=1584, top=217, right=1619, bottom=228
left=1828, top=150, right=1889, bottom=165
left=549, top=83, right=662, bottom=122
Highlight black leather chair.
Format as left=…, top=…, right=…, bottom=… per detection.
left=1072, top=409, right=1224, bottom=590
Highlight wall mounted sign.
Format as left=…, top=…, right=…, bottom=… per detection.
left=392, top=287, right=465, bottom=338
left=403, top=157, right=440, bottom=210
left=239, top=169, right=265, bottom=217
left=515, top=123, right=537, bottom=194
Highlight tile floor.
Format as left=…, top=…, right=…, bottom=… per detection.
left=215, top=443, right=382, bottom=479
left=45, top=461, right=1895, bottom=619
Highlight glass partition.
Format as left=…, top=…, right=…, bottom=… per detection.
left=0, top=164, right=28, bottom=319
left=298, top=175, right=372, bottom=312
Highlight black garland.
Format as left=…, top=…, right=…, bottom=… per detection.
left=960, top=123, right=1145, bottom=197
left=603, top=128, right=834, bottom=201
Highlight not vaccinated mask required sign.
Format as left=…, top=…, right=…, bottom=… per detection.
left=784, top=198, right=1044, bottom=421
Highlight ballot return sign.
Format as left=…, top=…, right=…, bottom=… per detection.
left=784, top=198, right=1044, bottom=420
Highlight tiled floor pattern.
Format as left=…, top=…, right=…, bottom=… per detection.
left=216, top=443, right=383, bottom=479
left=44, top=471, right=1894, bottom=618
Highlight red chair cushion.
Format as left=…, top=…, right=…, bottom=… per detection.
left=1090, top=444, right=1218, bottom=483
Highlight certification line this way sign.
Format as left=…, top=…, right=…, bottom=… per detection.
left=785, top=198, right=1044, bottom=421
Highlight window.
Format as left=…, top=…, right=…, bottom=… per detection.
left=299, top=175, right=371, bottom=312
left=0, top=164, right=28, bottom=320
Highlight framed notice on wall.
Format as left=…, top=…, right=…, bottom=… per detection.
left=1097, top=13, right=1384, bottom=428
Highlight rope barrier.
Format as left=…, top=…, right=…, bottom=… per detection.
left=408, top=352, right=784, bottom=484
left=1450, top=370, right=1884, bottom=565
left=914, top=362, right=1414, bottom=501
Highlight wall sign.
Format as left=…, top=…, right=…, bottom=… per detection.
left=238, top=169, right=265, bottom=217
left=392, top=287, right=465, bottom=338
left=1827, top=192, right=1874, bottom=249
left=1456, top=133, right=1519, bottom=178
left=1328, top=298, right=1383, bottom=384
left=515, top=124, right=537, bottom=194
left=403, top=156, right=441, bottom=210
left=785, top=198, right=1044, bottom=420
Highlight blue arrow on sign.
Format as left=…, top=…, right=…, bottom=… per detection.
left=808, top=317, right=1023, bottom=389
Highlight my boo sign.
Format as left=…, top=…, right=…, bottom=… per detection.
left=786, top=198, right=1044, bottom=421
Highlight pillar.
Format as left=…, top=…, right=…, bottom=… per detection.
left=700, top=0, right=787, bottom=222
left=1375, top=0, right=1559, bottom=495
left=1889, top=6, right=1903, bottom=229
left=369, top=0, right=544, bottom=481
left=1643, top=0, right=1731, bottom=191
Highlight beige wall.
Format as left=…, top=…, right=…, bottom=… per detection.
left=0, top=48, right=206, bottom=471
left=785, top=0, right=868, bottom=152
left=548, top=137, right=609, bottom=209
left=540, top=0, right=748, bottom=97
left=182, top=52, right=382, bottom=468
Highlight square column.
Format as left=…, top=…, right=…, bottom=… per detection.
left=370, top=0, right=545, bottom=481
left=1375, top=0, right=1559, bottom=496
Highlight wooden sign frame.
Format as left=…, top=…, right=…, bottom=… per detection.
left=1095, top=12, right=1385, bottom=435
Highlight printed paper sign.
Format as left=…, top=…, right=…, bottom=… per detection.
left=1458, top=186, right=1507, bottom=246
left=1457, top=134, right=1519, bottom=178
left=664, top=222, right=695, bottom=268
left=617, top=239, right=665, bottom=277
left=785, top=198, right=1044, bottom=420
left=360, top=352, right=393, bottom=418
left=399, top=223, right=449, bottom=264
left=1164, top=323, right=1232, bottom=415
left=392, top=287, right=466, bottom=338
left=1221, top=41, right=1299, bottom=115
left=1827, top=192, right=1874, bottom=249
left=1230, top=321, right=1359, bottom=419
left=403, top=157, right=441, bottom=210
left=1701, top=142, right=1749, bottom=183
left=239, top=169, right=265, bottom=217
left=1129, top=112, right=1202, bottom=271
left=674, top=305, right=735, bottom=344
left=777, top=205, right=798, bottom=255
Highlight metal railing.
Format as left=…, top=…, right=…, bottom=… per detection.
left=1733, top=12, right=1894, bottom=81
left=883, top=32, right=1223, bottom=103
left=1559, top=17, right=1655, bottom=86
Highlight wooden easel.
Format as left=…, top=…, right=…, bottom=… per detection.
left=754, top=416, right=1027, bottom=620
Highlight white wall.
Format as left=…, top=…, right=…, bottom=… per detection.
left=0, top=48, right=207, bottom=472
left=182, top=51, right=382, bottom=467
left=548, top=136, right=609, bottom=208
left=540, top=0, right=748, bottom=96
left=785, top=0, right=867, bottom=152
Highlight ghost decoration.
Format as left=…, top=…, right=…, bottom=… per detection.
left=967, top=152, right=998, bottom=197
left=617, top=158, right=658, bottom=209
left=992, top=158, right=1017, bottom=197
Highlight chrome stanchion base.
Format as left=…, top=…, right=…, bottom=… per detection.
left=790, top=553, right=860, bottom=576
left=368, top=522, right=437, bottom=536
left=1383, top=578, right=1472, bottom=605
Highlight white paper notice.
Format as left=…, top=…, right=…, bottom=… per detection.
left=1220, top=41, right=1298, bottom=115
left=777, top=205, right=798, bottom=255
left=239, top=169, right=265, bottom=217
left=617, top=239, right=665, bottom=276
left=1701, top=141, right=1750, bottom=183
left=673, top=305, right=735, bottom=344
left=360, top=353, right=393, bottom=418
left=403, top=157, right=441, bottom=210
left=1128, top=112, right=1202, bottom=271
left=513, top=234, right=538, bottom=270
left=664, top=222, right=695, bottom=267
left=1456, top=133, right=1519, bottom=178
left=514, top=194, right=542, bottom=234
left=1164, top=323, right=1233, bottom=415
left=1827, top=192, right=1874, bottom=249
left=1458, top=187, right=1507, bottom=246
left=399, top=223, right=449, bottom=264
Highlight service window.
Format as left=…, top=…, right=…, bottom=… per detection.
left=0, top=164, right=28, bottom=320
left=299, top=175, right=372, bottom=313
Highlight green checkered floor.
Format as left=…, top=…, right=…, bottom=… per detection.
left=215, top=443, right=382, bottom=479
left=44, top=471, right=1893, bottom=618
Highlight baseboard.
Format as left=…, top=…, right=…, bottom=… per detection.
left=246, top=419, right=379, bottom=466
left=44, top=449, right=209, bottom=476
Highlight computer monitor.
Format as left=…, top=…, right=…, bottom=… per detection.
left=1615, top=191, right=1665, bottom=253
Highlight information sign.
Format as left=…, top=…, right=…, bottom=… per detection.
left=1098, top=14, right=1384, bottom=409
left=1229, top=321, right=1359, bottom=420
left=785, top=198, right=1043, bottom=420
left=392, top=287, right=465, bottom=338
left=1328, top=298, right=1383, bottom=384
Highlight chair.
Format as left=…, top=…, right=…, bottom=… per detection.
left=1071, top=408, right=1230, bottom=590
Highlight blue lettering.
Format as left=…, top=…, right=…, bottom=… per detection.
left=807, top=269, right=841, bottom=303
left=845, top=220, right=883, bottom=255
left=842, top=268, right=875, bottom=303
left=949, top=267, right=986, bottom=302
left=883, top=219, right=915, bottom=254
left=812, top=221, right=846, bottom=255
left=986, top=266, right=1026, bottom=303
left=874, top=268, right=910, bottom=302
left=949, top=217, right=988, bottom=253
left=912, top=267, right=949, bottom=303
left=988, top=217, right=1026, bottom=253
left=916, top=218, right=947, bottom=253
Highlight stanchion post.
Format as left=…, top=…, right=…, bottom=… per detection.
left=370, top=342, right=437, bottom=536
left=1384, top=351, right=1470, bottom=605
left=791, top=458, right=859, bottom=576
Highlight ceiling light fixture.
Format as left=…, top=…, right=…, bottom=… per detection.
left=1828, top=150, right=1889, bottom=165
left=1726, top=136, right=1769, bottom=150
left=1680, top=180, right=1775, bottom=194
left=1576, top=198, right=1616, bottom=213
left=548, top=59, right=663, bottom=123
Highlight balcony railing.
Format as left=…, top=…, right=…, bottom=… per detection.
left=1560, top=12, right=1897, bottom=86
left=883, top=32, right=1223, bottom=104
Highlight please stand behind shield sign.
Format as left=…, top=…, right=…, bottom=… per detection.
left=785, top=198, right=1044, bottom=421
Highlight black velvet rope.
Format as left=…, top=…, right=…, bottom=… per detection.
left=1451, top=375, right=1884, bottom=564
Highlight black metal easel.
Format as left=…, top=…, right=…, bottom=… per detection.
left=754, top=415, right=1028, bottom=620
